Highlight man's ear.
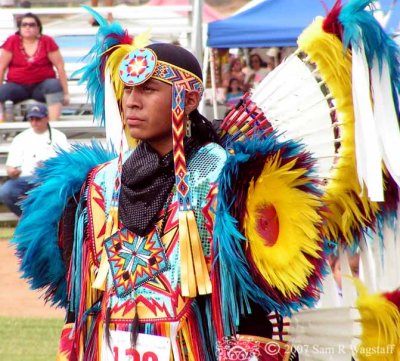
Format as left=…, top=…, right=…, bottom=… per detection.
left=184, top=90, right=201, bottom=115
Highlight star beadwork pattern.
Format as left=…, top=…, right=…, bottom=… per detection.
left=127, top=56, right=148, bottom=77
left=119, top=48, right=157, bottom=85
left=104, top=227, right=168, bottom=298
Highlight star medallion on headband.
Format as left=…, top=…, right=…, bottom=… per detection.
left=119, top=48, right=157, bottom=85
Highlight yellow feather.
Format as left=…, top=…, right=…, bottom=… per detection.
left=298, top=18, right=379, bottom=246
left=106, top=30, right=151, bottom=102
left=106, top=44, right=136, bottom=102
left=104, top=30, right=151, bottom=149
left=244, top=153, right=323, bottom=297
left=132, top=29, right=152, bottom=49
left=354, top=280, right=400, bottom=361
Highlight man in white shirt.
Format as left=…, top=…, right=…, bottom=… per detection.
left=0, top=103, right=69, bottom=216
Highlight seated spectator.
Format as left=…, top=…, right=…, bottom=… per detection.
left=0, top=12, right=69, bottom=121
left=225, top=77, right=244, bottom=110
left=222, top=57, right=246, bottom=89
left=243, top=53, right=270, bottom=91
left=0, top=104, right=69, bottom=216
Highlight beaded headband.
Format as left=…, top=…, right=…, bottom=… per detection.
left=119, top=48, right=204, bottom=97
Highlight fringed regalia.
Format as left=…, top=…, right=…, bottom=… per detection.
left=66, top=142, right=227, bottom=360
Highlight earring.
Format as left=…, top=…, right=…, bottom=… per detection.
left=185, top=116, right=192, bottom=138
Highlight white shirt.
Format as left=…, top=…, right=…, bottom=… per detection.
left=6, top=127, right=69, bottom=176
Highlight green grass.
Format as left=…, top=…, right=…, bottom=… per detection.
left=0, top=317, right=64, bottom=361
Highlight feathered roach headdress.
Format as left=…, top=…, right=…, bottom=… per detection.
left=74, top=6, right=149, bottom=150
left=78, top=8, right=209, bottom=298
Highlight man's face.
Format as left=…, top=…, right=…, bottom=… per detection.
left=122, top=78, right=173, bottom=150
left=29, top=116, right=48, bottom=134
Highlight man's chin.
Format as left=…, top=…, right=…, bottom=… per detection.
left=128, top=127, right=145, bottom=139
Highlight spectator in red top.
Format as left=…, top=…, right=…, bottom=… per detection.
left=0, top=13, right=69, bottom=121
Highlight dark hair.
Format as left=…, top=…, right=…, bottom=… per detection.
left=249, top=54, right=267, bottom=69
left=229, top=57, right=242, bottom=71
left=227, top=77, right=242, bottom=93
left=189, top=109, right=221, bottom=145
left=16, top=13, right=43, bottom=34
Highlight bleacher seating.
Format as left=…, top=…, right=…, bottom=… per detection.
left=0, top=3, right=197, bottom=223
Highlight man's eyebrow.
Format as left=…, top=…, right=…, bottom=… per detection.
left=145, top=78, right=161, bottom=86
left=123, top=78, right=161, bottom=89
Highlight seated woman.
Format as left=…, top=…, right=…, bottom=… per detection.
left=221, top=57, right=246, bottom=89
left=225, top=77, right=244, bottom=110
left=0, top=12, right=69, bottom=121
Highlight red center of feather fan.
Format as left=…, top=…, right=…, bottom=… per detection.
left=256, top=204, right=279, bottom=246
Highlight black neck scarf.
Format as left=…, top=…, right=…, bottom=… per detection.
left=119, top=138, right=200, bottom=237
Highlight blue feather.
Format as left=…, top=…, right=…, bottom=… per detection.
left=11, top=141, right=116, bottom=307
left=81, top=5, right=108, bottom=28
left=339, top=0, right=400, bottom=108
left=72, top=6, right=131, bottom=126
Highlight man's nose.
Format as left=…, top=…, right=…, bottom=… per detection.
left=125, top=87, right=141, bottom=107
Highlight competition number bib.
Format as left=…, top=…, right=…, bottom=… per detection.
left=102, top=331, right=171, bottom=361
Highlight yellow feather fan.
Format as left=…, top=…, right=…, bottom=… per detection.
left=244, top=152, right=322, bottom=298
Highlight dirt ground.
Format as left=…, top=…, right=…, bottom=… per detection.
left=0, top=240, right=64, bottom=319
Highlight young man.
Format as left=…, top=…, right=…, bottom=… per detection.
left=15, top=43, right=229, bottom=360
left=79, top=43, right=228, bottom=360
left=0, top=103, right=68, bottom=216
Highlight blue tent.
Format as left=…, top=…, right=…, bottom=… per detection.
left=207, top=0, right=336, bottom=48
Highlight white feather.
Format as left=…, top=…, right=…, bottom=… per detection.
left=352, top=44, right=384, bottom=201
left=371, top=58, right=400, bottom=187
left=318, top=271, right=343, bottom=308
left=368, top=217, right=399, bottom=292
left=358, top=237, right=377, bottom=293
left=289, top=307, right=360, bottom=361
left=104, top=68, right=128, bottom=153
left=251, top=55, right=336, bottom=184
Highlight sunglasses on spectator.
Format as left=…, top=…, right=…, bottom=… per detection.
left=21, top=22, right=37, bottom=28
